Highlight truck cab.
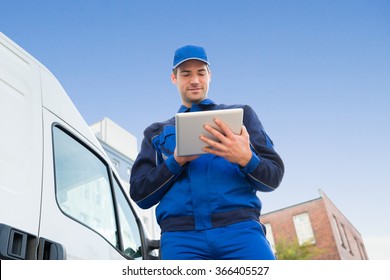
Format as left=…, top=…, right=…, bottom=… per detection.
left=0, top=32, right=158, bottom=260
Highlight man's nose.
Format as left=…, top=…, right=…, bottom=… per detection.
left=190, top=75, right=199, bottom=83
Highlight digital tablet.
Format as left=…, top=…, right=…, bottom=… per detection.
left=175, top=108, right=243, bottom=156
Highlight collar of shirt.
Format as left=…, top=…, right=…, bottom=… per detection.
left=177, top=98, right=216, bottom=113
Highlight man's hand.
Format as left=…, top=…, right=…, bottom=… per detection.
left=174, top=149, right=199, bottom=166
left=200, top=118, right=252, bottom=167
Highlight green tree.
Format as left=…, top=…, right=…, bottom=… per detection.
left=275, top=238, right=325, bottom=260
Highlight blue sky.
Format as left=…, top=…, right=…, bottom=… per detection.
left=1, top=0, right=389, bottom=259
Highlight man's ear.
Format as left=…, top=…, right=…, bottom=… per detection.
left=171, top=72, right=177, bottom=85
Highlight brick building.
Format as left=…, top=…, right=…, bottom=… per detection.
left=260, top=190, right=368, bottom=260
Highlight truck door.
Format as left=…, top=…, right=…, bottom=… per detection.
left=39, top=109, right=144, bottom=259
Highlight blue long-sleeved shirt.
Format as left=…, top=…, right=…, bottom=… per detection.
left=130, top=99, right=284, bottom=232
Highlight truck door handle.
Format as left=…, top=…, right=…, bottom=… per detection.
left=1, top=223, right=66, bottom=259
left=0, top=223, right=37, bottom=260
left=37, top=237, right=66, bottom=260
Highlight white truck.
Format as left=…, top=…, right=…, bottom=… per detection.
left=0, top=32, right=159, bottom=260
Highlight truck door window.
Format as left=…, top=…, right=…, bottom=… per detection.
left=112, top=177, right=142, bottom=259
left=52, top=126, right=118, bottom=249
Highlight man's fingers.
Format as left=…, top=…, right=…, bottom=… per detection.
left=202, top=124, right=226, bottom=143
left=214, top=118, right=234, bottom=138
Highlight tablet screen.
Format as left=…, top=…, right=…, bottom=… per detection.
left=175, top=108, right=243, bottom=156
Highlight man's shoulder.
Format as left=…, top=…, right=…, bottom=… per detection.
left=214, top=103, right=253, bottom=112
left=143, top=117, right=175, bottom=138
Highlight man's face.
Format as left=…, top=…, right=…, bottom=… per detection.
left=171, top=59, right=211, bottom=107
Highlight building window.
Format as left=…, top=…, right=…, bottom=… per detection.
left=293, top=213, right=315, bottom=246
left=354, top=236, right=365, bottom=259
left=264, top=223, right=276, bottom=253
left=332, top=215, right=345, bottom=247
left=341, top=223, right=353, bottom=254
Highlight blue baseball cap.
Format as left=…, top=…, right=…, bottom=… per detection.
left=172, top=45, right=209, bottom=69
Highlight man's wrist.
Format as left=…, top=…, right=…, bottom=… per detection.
left=166, top=155, right=183, bottom=174
left=239, top=152, right=261, bottom=173
left=238, top=152, right=253, bottom=168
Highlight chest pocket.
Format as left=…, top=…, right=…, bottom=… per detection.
left=152, top=125, right=176, bottom=164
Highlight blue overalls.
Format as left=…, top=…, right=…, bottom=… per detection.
left=130, top=99, right=284, bottom=259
